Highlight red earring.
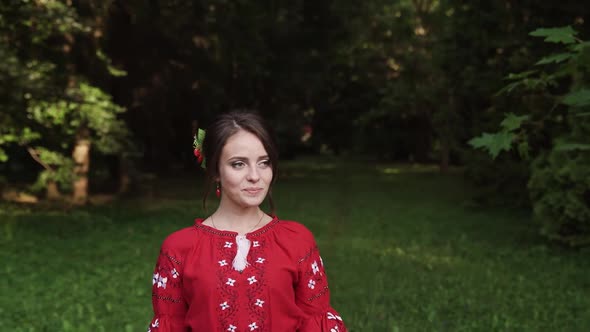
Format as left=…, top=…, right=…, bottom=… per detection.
left=216, top=182, right=221, bottom=198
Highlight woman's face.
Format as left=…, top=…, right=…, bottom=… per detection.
left=217, top=129, right=273, bottom=210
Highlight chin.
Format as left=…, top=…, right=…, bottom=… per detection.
left=239, top=195, right=266, bottom=207
left=242, top=198, right=265, bottom=208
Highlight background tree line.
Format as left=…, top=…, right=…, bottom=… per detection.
left=0, top=0, right=588, bottom=246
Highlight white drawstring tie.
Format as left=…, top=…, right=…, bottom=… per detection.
left=233, top=235, right=251, bottom=272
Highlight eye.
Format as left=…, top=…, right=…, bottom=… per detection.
left=231, top=161, right=246, bottom=169
left=258, top=160, right=270, bottom=168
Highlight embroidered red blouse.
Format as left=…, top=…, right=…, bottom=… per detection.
left=147, top=216, right=347, bottom=332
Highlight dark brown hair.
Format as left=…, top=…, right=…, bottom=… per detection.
left=201, top=111, right=279, bottom=214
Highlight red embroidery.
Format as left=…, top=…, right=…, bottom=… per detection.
left=245, top=236, right=269, bottom=330
left=299, top=246, right=329, bottom=303
left=216, top=237, right=239, bottom=331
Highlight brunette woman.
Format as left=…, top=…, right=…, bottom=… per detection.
left=148, top=111, right=346, bottom=332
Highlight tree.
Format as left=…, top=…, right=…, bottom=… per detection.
left=0, top=0, right=131, bottom=203
left=470, top=26, right=590, bottom=246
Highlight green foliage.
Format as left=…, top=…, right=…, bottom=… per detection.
left=0, top=0, right=133, bottom=194
left=192, top=128, right=207, bottom=169
left=472, top=26, right=590, bottom=246
left=529, top=149, right=590, bottom=247
left=96, top=50, right=127, bottom=78
left=529, top=26, right=578, bottom=44
left=501, top=113, right=530, bottom=132
left=535, top=53, right=573, bottom=65
left=554, top=142, right=590, bottom=152
left=29, top=148, right=74, bottom=193
left=468, top=131, right=515, bottom=160
left=468, top=113, right=528, bottom=159
left=472, top=26, right=587, bottom=160
left=24, top=81, right=132, bottom=192
left=563, top=88, right=590, bottom=108
left=71, top=83, right=130, bottom=154
left=26, top=82, right=129, bottom=154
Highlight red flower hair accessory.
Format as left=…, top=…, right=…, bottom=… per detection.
left=193, top=128, right=206, bottom=169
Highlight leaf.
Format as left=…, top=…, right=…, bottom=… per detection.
left=535, top=53, right=573, bottom=65
left=572, top=41, right=590, bottom=52
left=500, top=113, right=529, bottom=131
left=496, top=81, right=522, bottom=96
left=107, top=65, right=127, bottom=77
left=529, top=26, right=577, bottom=44
left=468, top=131, right=515, bottom=159
left=0, top=148, right=8, bottom=162
left=197, top=128, right=206, bottom=143
left=554, top=143, right=590, bottom=151
left=562, top=89, right=590, bottom=107
left=505, top=70, right=538, bottom=81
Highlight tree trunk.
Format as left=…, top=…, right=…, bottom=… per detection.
left=440, top=139, right=450, bottom=173
left=118, top=156, right=130, bottom=194
left=439, top=93, right=454, bottom=173
left=46, top=180, right=61, bottom=200
left=72, top=128, right=91, bottom=205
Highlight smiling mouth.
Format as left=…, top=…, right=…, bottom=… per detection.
left=243, top=188, right=263, bottom=194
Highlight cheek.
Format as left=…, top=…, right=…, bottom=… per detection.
left=220, top=169, right=242, bottom=187
left=263, top=169, right=273, bottom=182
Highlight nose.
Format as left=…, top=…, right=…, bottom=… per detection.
left=247, top=165, right=260, bottom=182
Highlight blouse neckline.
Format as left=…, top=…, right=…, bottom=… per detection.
left=194, top=215, right=279, bottom=238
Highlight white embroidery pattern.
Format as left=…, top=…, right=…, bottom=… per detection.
left=224, top=242, right=233, bottom=248
left=157, top=275, right=168, bottom=289
left=171, top=268, right=179, bottom=279
left=256, top=257, right=265, bottom=263
left=247, top=276, right=257, bottom=285
left=249, top=322, right=259, bottom=330
left=226, top=278, right=236, bottom=286
left=227, top=325, right=237, bottom=332
left=255, top=299, right=264, bottom=307
left=151, top=318, right=160, bottom=328
left=220, top=301, right=230, bottom=310
left=219, top=260, right=228, bottom=266
left=312, top=261, right=319, bottom=274
left=308, top=279, right=316, bottom=289
left=152, top=273, right=159, bottom=285
left=327, top=312, right=343, bottom=321
left=331, top=327, right=340, bottom=332
left=253, top=241, right=260, bottom=247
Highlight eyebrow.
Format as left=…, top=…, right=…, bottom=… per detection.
left=227, top=155, right=269, bottom=161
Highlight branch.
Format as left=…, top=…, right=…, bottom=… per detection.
left=26, top=147, right=54, bottom=172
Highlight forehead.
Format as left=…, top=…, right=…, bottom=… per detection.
left=221, top=130, right=267, bottom=157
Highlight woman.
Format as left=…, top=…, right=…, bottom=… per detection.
left=148, top=112, right=347, bottom=332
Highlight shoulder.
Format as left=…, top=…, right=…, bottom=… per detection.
left=160, top=224, right=198, bottom=253
left=275, top=219, right=317, bottom=245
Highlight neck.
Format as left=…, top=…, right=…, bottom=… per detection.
left=212, top=201, right=265, bottom=234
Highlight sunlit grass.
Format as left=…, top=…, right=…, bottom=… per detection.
left=1, top=160, right=589, bottom=331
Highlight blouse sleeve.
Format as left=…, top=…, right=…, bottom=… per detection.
left=147, top=240, right=188, bottom=332
left=295, top=232, right=347, bottom=332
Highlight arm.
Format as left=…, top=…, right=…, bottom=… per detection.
left=295, top=234, right=347, bottom=332
left=147, top=241, right=188, bottom=332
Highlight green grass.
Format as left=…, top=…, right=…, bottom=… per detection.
left=1, top=160, right=589, bottom=331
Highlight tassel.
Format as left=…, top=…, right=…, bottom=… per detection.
left=232, top=235, right=251, bottom=272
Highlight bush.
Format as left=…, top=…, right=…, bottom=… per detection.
left=528, top=117, right=590, bottom=247
left=470, top=26, right=590, bottom=246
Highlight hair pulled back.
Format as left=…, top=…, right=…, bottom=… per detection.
left=201, top=111, right=278, bottom=214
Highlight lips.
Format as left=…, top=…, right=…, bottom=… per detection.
left=243, top=188, right=263, bottom=195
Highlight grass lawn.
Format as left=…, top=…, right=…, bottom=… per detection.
left=1, top=159, right=589, bottom=331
